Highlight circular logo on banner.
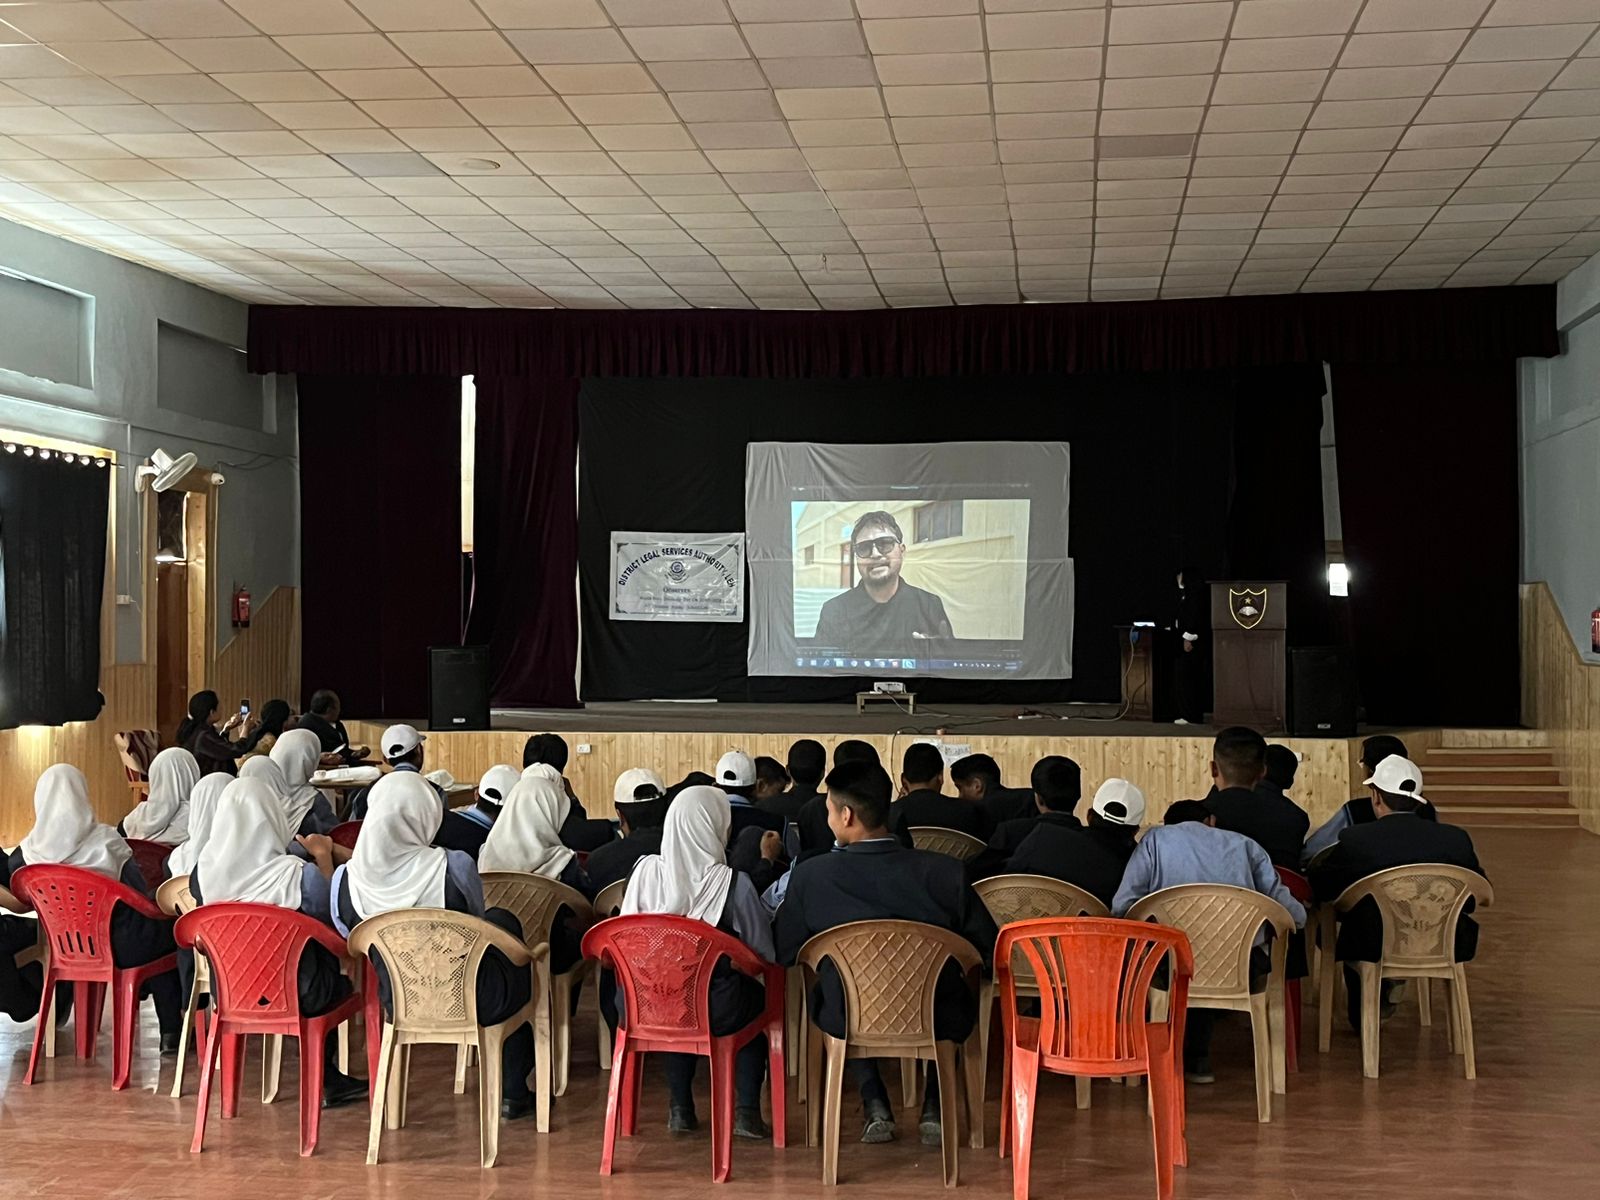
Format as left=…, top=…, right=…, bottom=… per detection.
left=667, top=560, right=688, bottom=581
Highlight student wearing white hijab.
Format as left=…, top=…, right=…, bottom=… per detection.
left=329, top=772, right=541, bottom=1122
left=619, top=786, right=776, bottom=1139
left=167, top=773, right=232, bottom=877
left=270, top=728, right=337, bottom=835
left=3, top=765, right=184, bottom=1051
left=121, top=747, right=201, bottom=845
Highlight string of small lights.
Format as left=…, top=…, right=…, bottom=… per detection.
left=1, top=442, right=110, bottom=468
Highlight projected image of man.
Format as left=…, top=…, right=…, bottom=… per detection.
left=813, top=510, right=953, bottom=649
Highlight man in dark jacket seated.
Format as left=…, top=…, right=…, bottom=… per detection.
left=794, top=740, right=881, bottom=857
left=951, top=753, right=1034, bottom=829
left=434, top=764, right=518, bottom=858
left=522, top=733, right=615, bottom=852
left=971, top=755, right=1081, bottom=878
left=888, top=741, right=987, bottom=845
left=776, top=760, right=998, bottom=1147
left=1204, top=728, right=1310, bottom=869
left=585, top=768, right=669, bottom=895
left=1003, top=777, right=1143, bottom=905
left=759, top=739, right=825, bottom=823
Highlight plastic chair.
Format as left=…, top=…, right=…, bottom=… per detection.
left=582, top=914, right=786, bottom=1184
left=176, top=903, right=364, bottom=1157
left=1315, top=864, right=1493, bottom=1079
left=591, top=878, right=628, bottom=1072
left=996, top=917, right=1193, bottom=1200
left=1275, top=866, right=1313, bottom=1072
left=909, top=826, right=988, bottom=862
left=329, top=821, right=362, bottom=850
left=1, top=884, right=54, bottom=1059
left=155, top=874, right=210, bottom=1097
left=480, top=870, right=595, bottom=1104
left=1126, top=885, right=1294, bottom=1123
left=114, top=729, right=159, bottom=800
left=349, top=909, right=546, bottom=1168
left=11, top=864, right=178, bottom=1090
left=973, top=875, right=1109, bottom=1108
left=124, top=839, right=175, bottom=892
left=798, top=919, right=984, bottom=1188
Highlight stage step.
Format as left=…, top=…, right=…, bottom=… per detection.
left=1435, top=807, right=1583, bottom=829
left=1437, top=729, right=1548, bottom=748
left=1421, top=749, right=1557, bottom=768
left=1427, top=785, right=1570, bottom=808
left=1423, top=766, right=1564, bottom=787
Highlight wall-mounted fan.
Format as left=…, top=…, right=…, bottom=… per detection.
left=135, top=447, right=198, bottom=492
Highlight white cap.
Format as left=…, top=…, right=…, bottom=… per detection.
left=614, top=767, right=666, bottom=809
left=477, top=764, right=520, bottom=804
left=716, top=749, right=756, bottom=788
left=381, top=724, right=425, bottom=760
left=1091, top=778, right=1146, bottom=826
left=1364, top=754, right=1425, bottom=804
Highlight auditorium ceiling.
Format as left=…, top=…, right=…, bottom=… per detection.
left=1, top=0, right=1598, bottom=308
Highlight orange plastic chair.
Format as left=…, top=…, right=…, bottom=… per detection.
left=582, top=914, right=787, bottom=1184
left=329, top=821, right=362, bottom=851
left=996, top=917, right=1194, bottom=1200
left=124, top=839, right=175, bottom=892
left=11, top=864, right=178, bottom=1090
left=1275, top=866, right=1313, bottom=1072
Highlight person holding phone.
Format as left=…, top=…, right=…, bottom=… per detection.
left=176, top=689, right=250, bottom=778
left=812, top=510, right=953, bottom=652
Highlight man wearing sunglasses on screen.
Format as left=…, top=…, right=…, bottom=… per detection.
left=813, top=510, right=954, bottom=650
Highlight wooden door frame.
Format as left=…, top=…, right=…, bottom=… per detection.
left=140, top=465, right=219, bottom=689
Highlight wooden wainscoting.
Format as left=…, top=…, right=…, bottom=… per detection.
left=1522, top=582, right=1600, bottom=834
left=214, top=586, right=302, bottom=719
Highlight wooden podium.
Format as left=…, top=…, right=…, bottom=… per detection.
left=1115, top=625, right=1155, bottom=721
left=1210, top=581, right=1286, bottom=730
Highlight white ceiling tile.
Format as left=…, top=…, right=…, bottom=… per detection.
left=1212, top=71, right=1326, bottom=105
left=1204, top=102, right=1312, bottom=132
left=988, top=9, right=1106, bottom=49
left=1418, top=92, right=1536, bottom=122
left=537, top=64, right=657, bottom=93
left=1324, top=65, right=1446, bottom=100
left=1483, top=0, right=1600, bottom=26
left=1233, top=0, right=1362, bottom=39
left=276, top=35, right=410, bottom=70
left=1222, top=36, right=1344, bottom=72
left=622, top=25, right=748, bottom=62
left=2, top=2, right=147, bottom=41
left=990, top=49, right=1103, bottom=82
left=759, top=56, right=882, bottom=87
left=883, top=85, right=991, bottom=117
left=863, top=15, right=984, bottom=54
left=775, top=88, right=883, bottom=120
left=1103, top=76, right=1214, bottom=109
left=994, top=82, right=1100, bottom=112
left=390, top=32, right=521, bottom=67
left=108, top=1, right=256, bottom=38
left=1356, top=0, right=1492, bottom=34
left=58, top=39, right=193, bottom=74
left=1107, top=42, right=1222, bottom=78
left=742, top=21, right=865, bottom=58
left=1438, top=60, right=1565, bottom=94
left=1310, top=98, right=1424, bottom=128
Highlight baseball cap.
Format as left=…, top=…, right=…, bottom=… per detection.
left=1091, top=778, right=1147, bottom=826
left=1363, top=754, right=1425, bottom=803
left=715, top=749, right=756, bottom=788
left=614, top=767, right=666, bottom=809
left=381, top=724, right=425, bottom=760
left=477, top=764, right=519, bottom=804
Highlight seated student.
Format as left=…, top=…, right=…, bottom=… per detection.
left=1113, top=799, right=1304, bottom=1083
left=270, top=728, right=339, bottom=835
left=233, top=698, right=293, bottom=762
left=1304, top=735, right=1435, bottom=864
left=715, top=750, right=784, bottom=841
left=189, top=778, right=365, bottom=1107
left=794, top=740, right=881, bottom=856
left=166, top=773, right=232, bottom=879
left=972, top=755, right=1083, bottom=878
left=295, top=689, right=369, bottom=766
left=586, top=769, right=669, bottom=895
left=776, top=761, right=998, bottom=1146
left=176, top=689, right=248, bottom=778
left=759, top=739, right=825, bottom=822
left=1203, top=728, right=1310, bottom=869
left=350, top=724, right=441, bottom=821
left=1310, top=754, right=1483, bottom=1030
left=523, top=733, right=614, bottom=852
left=888, top=741, right=987, bottom=844
left=951, top=753, right=1033, bottom=830
left=754, top=756, right=790, bottom=806
left=121, top=746, right=201, bottom=845
left=5, top=765, right=184, bottom=1053
left=331, top=772, right=541, bottom=1121
left=435, top=764, right=519, bottom=858
left=621, top=786, right=777, bottom=1139
left=998, top=777, right=1142, bottom=906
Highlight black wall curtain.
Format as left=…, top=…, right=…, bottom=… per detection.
left=297, top=375, right=460, bottom=719
left=464, top=377, right=581, bottom=709
left=1333, top=362, right=1520, bottom=727
left=578, top=369, right=1327, bottom=705
left=0, top=452, right=108, bottom=730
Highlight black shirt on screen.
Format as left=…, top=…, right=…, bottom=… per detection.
left=813, top=580, right=952, bottom=650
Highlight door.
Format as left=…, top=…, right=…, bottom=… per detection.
left=156, top=562, right=189, bottom=743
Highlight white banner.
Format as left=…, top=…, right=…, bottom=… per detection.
left=610, top=532, right=745, bottom=623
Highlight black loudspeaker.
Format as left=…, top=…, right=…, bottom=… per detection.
left=428, top=645, right=490, bottom=731
left=1289, top=646, right=1357, bottom=737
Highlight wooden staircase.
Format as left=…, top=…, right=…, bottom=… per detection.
left=1421, top=737, right=1580, bottom=829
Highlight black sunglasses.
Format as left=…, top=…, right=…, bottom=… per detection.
left=852, top=536, right=901, bottom=558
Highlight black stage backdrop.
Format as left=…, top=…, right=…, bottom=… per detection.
left=0, top=452, right=108, bottom=730
left=578, top=368, right=1329, bottom=704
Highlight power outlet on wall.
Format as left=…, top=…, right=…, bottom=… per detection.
left=576, top=743, right=592, bottom=754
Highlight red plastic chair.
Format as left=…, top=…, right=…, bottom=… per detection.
left=125, top=839, right=174, bottom=892
left=1276, top=866, right=1313, bottom=1073
left=11, top=864, right=179, bottom=1091
left=996, top=917, right=1194, bottom=1200
left=175, top=903, right=364, bottom=1158
left=329, top=821, right=362, bottom=850
left=580, top=914, right=787, bottom=1184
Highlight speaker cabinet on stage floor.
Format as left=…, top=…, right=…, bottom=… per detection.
left=1290, top=645, right=1358, bottom=737
left=428, top=645, right=490, bottom=731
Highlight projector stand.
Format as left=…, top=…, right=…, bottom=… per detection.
left=857, top=691, right=915, bottom=715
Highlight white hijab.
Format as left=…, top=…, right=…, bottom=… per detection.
left=121, top=746, right=199, bottom=843
left=345, top=771, right=449, bottom=919
left=622, top=785, right=733, bottom=925
left=20, top=764, right=132, bottom=881
left=479, top=763, right=573, bottom=877
left=167, top=772, right=233, bottom=876
left=196, top=778, right=304, bottom=910
left=269, top=728, right=323, bottom=830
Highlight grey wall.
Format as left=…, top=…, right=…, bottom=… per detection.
left=1522, top=250, right=1600, bottom=662
left=0, top=215, right=297, bottom=666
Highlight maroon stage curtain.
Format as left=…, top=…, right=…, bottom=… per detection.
left=249, top=286, right=1556, bottom=379
left=1332, top=361, right=1521, bottom=728
left=464, top=377, right=580, bottom=708
left=297, top=374, right=460, bottom=719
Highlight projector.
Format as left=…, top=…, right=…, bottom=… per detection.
left=873, top=681, right=907, bottom=694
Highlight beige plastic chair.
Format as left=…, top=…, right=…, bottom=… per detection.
left=1126, top=884, right=1293, bottom=1123
left=973, top=875, right=1110, bottom=1109
left=480, top=871, right=595, bottom=1101
left=1315, top=864, right=1493, bottom=1080
left=349, top=909, right=546, bottom=1167
left=1, top=884, right=53, bottom=1059
left=909, top=826, right=987, bottom=862
left=590, top=878, right=628, bottom=1072
left=799, top=919, right=985, bottom=1188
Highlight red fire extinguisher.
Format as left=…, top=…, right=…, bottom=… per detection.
left=232, top=584, right=251, bottom=629
left=1592, top=605, right=1600, bottom=654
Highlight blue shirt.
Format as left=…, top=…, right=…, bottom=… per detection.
left=1112, top=822, right=1306, bottom=933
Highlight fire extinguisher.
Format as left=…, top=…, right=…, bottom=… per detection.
left=232, top=584, right=251, bottom=629
left=1592, top=605, right=1600, bottom=654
